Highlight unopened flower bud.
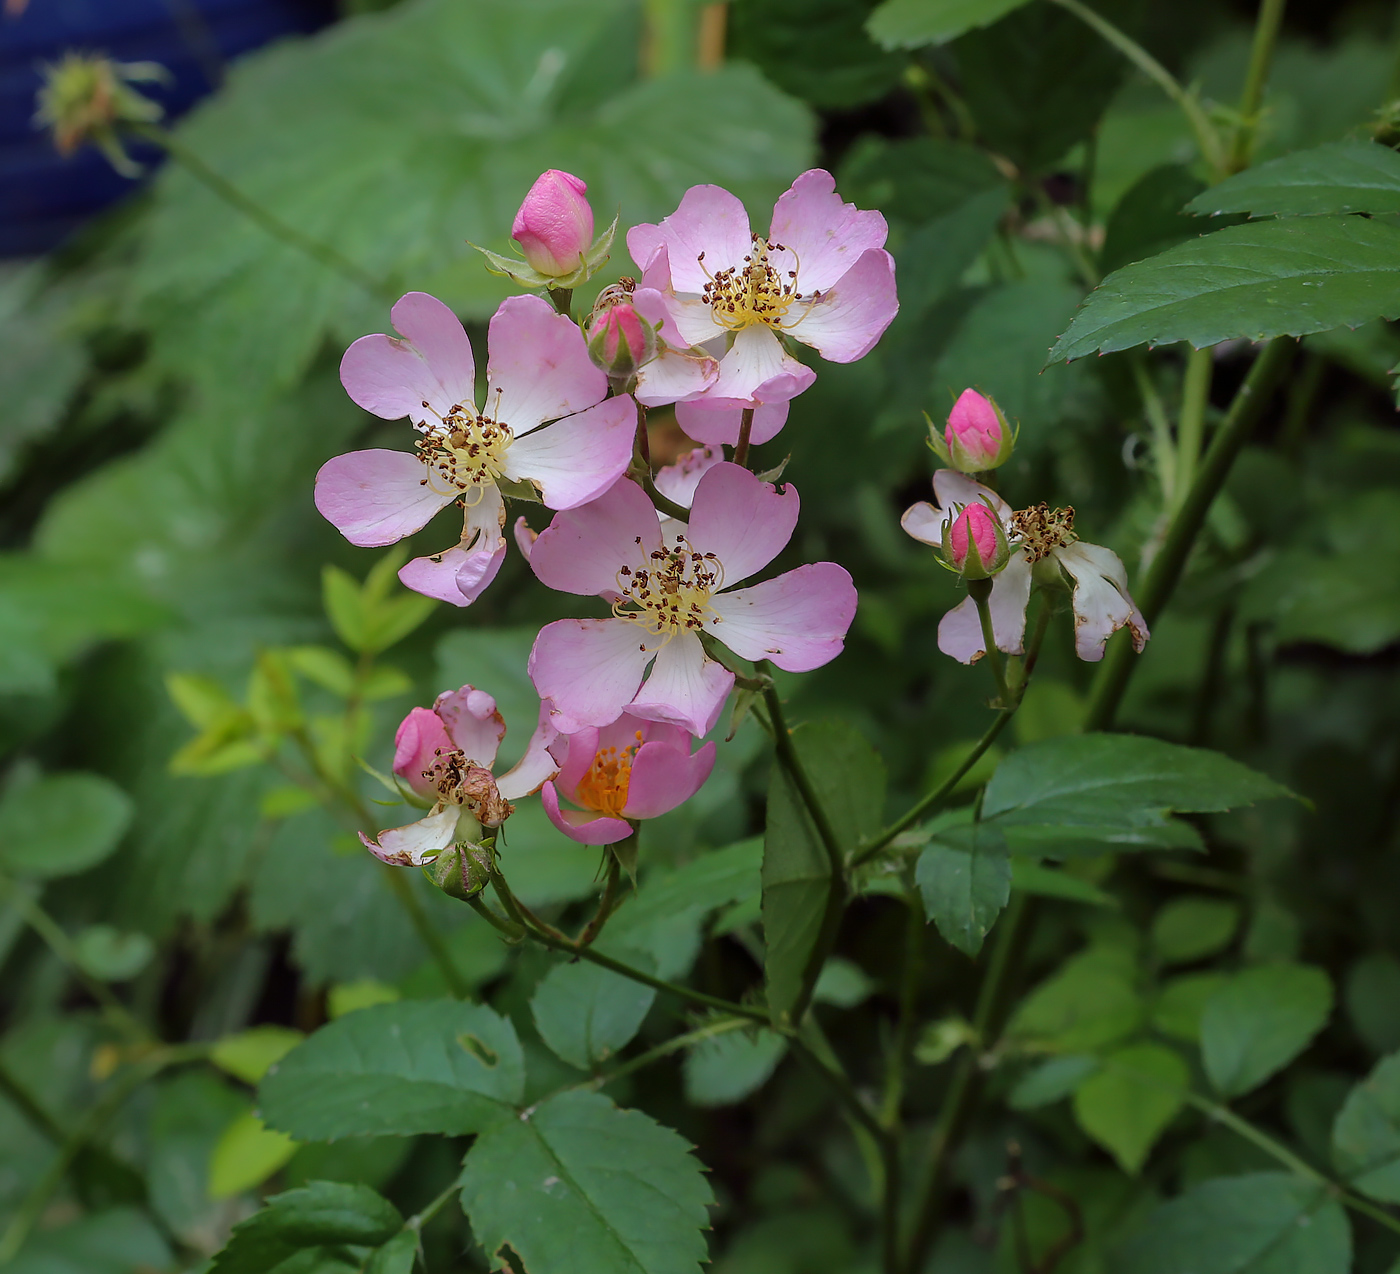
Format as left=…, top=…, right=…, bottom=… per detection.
left=512, top=170, right=594, bottom=278
left=34, top=52, right=167, bottom=178
left=943, top=502, right=1009, bottom=580
left=586, top=301, right=656, bottom=390
left=930, top=389, right=1016, bottom=473
left=424, top=841, right=492, bottom=901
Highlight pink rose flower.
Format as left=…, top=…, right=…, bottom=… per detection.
left=541, top=715, right=716, bottom=845
left=902, top=471, right=1150, bottom=664
left=512, top=169, right=594, bottom=278
left=626, top=169, right=898, bottom=440
left=316, top=292, right=635, bottom=607
left=362, top=685, right=559, bottom=866
left=527, top=463, right=858, bottom=736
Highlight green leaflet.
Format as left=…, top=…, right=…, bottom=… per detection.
left=1150, top=898, right=1240, bottom=965
left=0, top=772, right=134, bottom=881
left=866, top=0, right=1031, bottom=48
left=209, top=1181, right=402, bottom=1274
left=915, top=821, right=1011, bottom=956
left=258, top=1000, right=524, bottom=1139
left=1115, top=1173, right=1350, bottom=1274
left=1072, top=1043, right=1187, bottom=1174
left=531, top=947, right=658, bottom=1071
left=1048, top=215, right=1400, bottom=362
left=1332, top=1052, right=1400, bottom=1203
left=684, top=1027, right=788, bottom=1107
left=459, top=1090, right=713, bottom=1274
left=1200, top=964, right=1333, bottom=1098
left=763, top=720, right=885, bottom=1024
left=1186, top=140, right=1400, bottom=218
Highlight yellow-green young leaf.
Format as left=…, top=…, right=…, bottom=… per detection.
left=207, top=1111, right=298, bottom=1199
left=246, top=651, right=302, bottom=736
left=1072, top=1043, right=1188, bottom=1174
left=460, top=1090, right=712, bottom=1274
left=258, top=785, right=319, bottom=819
left=211, top=1027, right=306, bottom=1085
left=1201, top=964, right=1333, bottom=1098
left=283, top=645, right=356, bottom=697
left=361, top=664, right=413, bottom=701
left=363, top=594, right=437, bottom=656
left=328, top=979, right=401, bottom=1019
left=1332, top=1052, right=1400, bottom=1203
left=322, top=565, right=368, bottom=653
left=169, top=731, right=265, bottom=777
left=0, top=772, right=134, bottom=880
left=166, top=672, right=242, bottom=729
left=867, top=0, right=1031, bottom=48
left=1151, top=897, right=1241, bottom=964
left=210, top=1181, right=402, bottom=1274
left=1006, top=949, right=1142, bottom=1053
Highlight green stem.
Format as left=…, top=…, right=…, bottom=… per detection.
left=880, top=888, right=925, bottom=1129
left=466, top=893, right=526, bottom=941
left=1082, top=337, right=1291, bottom=732
left=576, top=851, right=624, bottom=948
left=130, top=124, right=389, bottom=301
left=641, top=471, right=691, bottom=521
left=1131, top=353, right=1177, bottom=507
left=968, top=578, right=1009, bottom=703
left=854, top=599, right=1052, bottom=867
left=1045, top=0, right=1226, bottom=176
left=733, top=407, right=756, bottom=468
left=0, top=1058, right=67, bottom=1144
left=1229, top=0, right=1289, bottom=173
left=1174, top=347, right=1213, bottom=512
left=591, top=1017, right=750, bottom=1091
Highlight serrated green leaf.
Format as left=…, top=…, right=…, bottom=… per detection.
left=207, top=1110, right=299, bottom=1199
left=459, top=1090, right=712, bottom=1274
left=364, top=1230, right=418, bottom=1274
left=1200, top=964, right=1333, bottom=1098
left=1049, top=216, right=1400, bottom=362
left=867, top=0, right=1030, bottom=48
left=531, top=949, right=658, bottom=1071
left=763, top=720, right=885, bottom=1024
left=211, top=1026, right=306, bottom=1085
left=1115, top=1173, right=1350, bottom=1274
left=1100, top=164, right=1210, bottom=276
left=210, top=1181, right=402, bottom=1274
left=1187, top=141, right=1400, bottom=218
left=916, top=822, right=1011, bottom=956
left=1332, top=1052, right=1400, bottom=1202
left=1004, top=819, right=1204, bottom=858
left=684, top=1027, right=787, bottom=1107
left=1151, top=898, right=1240, bottom=964
left=1073, top=1043, right=1187, bottom=1174
left=258, top=1000, right=523, bottom=1139
left=0, top=773, right=134, bottom=880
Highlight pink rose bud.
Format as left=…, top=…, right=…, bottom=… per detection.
left=945, top=502, right=1009, bottom=580
left=586, top=301, right=656, bottom=388
left=511, top=170, right=594, bottom=278
left=938, top=388, right=1016, bottom=473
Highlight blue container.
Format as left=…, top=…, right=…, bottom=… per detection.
left=0, top=0, right=335, bottom=256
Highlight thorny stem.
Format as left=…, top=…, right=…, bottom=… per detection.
left=1045, top=0, right=1226, bottom=176
left=733, top=407, right=756, bottom=467
left=1083, top=337, right=1292, bottom=732
left=1229, top=0, right=1289, bottom=172
left=128, top=123, right=390, bottom=301
left=1174, top=347, right=1214, bottom=512
left=854, top=599, right=1052, bottom=867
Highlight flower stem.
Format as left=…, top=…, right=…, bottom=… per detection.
left=641, top=471, right=691, bottom=521
left=1083, top=337, right=1291, bottom=732
left=549, top=287, right=574, bottom=320
left=1173, top=347, right=1213, bottom=512
left=576, top=851, right=624, bottom=948
left=129, top=123, right=390, bottom=301
left=1229, top=0, right=1289, bottom=173
left=967, top=578, right=1009, bottom=703
left=733, top=407, right=756, bottom=468
left=465, top=893, right=525, bottom=941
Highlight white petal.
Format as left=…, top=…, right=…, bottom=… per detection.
left=361, top=806, right=460, bottom=866
left=936, top=553, right=1032, bottom=664
left=1056, top=542, right=1150, bottom=662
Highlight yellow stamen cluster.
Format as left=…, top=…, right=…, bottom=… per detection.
left=415, top=400, right=512, bottom=501
left=700, top=234, right=813, bottom=333
left=1010, top=503, right=1076, bottom=563
left=575, top=731, right=645, bottom=817
left=614, top=537, right=723, bottom=645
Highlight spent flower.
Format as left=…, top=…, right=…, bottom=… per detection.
left=34, top=52, right=167, bottom=177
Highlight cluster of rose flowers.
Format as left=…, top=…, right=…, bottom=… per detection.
left=312, top=168, right=1147, bottom=882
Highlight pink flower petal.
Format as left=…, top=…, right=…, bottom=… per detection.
left=314, top=449, right=457, bottom=548
left=498, top=706, right=562, bottom=800
left=513, top=515, right=537, bottom=562
left=653, top=446, right=723, bottom=509
left=787, top=248, right=898, bottom=364
left=434, top=685, right=505, bottom=768
left=392, top=707, right=454, bottom=799
left=633, top=299, right=721, bottom=408
left=361, top=805, right=460, bottom=866
left=627, top=632, right=733, bottom=737
left=502, top=395, right=636, bottom=510
left=529, top=618, right=655, bottom=732
left=937, top=552, right=1032, bottom=664
left=708, top=326, right=816, bottom=405
left=709, top=563, right=856, bottom=672
left=627, top=186, right=752, bottom=293
left=674, top=400, right=788, bottom=447
left=541, top=781, right=633, bottom=845
left=397, top=486, right=507, bottom=606
left=768, top=169, right=890, bottom=294
left=686, top=462, right=798, bottom=587
left=340, top=292, right=475, bottom=422
left=485, top=295, right=606, bottom=433
left=1056, top=542, right=1150, bottom=662
left=528, top=477, right=659, bottom=598
left=553, top=724, right=601, bottom=804
left=623, top=739, right=716, bottom=820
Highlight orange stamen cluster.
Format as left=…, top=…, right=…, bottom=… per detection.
left=575, top=732, right=644, bottom=817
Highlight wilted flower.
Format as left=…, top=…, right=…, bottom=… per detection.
left=902, top=471, right=1149, bottom=663
left=931, top=389, right=1016, bottom=473
left=542, top=715, right=715, bottom=845
left=362, top=685, right=558, bottom=868
left=316, top=292, right=635, bottom=606
left=627, top=169, right=898, bottom=425
left=528, top=464, right=857, bottom=737
left=34, top=52, right=167, bottom=177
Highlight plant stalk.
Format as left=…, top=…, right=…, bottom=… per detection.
left=1229, top=0, right=1289, bottom=172
left=733, top=407, right=756, bottom=467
